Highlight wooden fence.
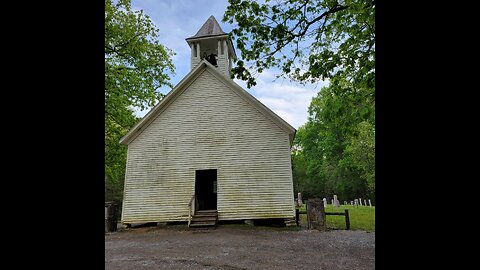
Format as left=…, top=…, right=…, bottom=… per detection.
left=296, top=208, right=350, bottom=230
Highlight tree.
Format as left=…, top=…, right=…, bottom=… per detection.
left=223, top=0, right=375, bottom=88
left=105, top=0, right=175, bottom=203
left=294, top=74, right=374, bottom=200
left=341, top=120, right=375, bottom=198
left=291, top=137, right=309, bottom=197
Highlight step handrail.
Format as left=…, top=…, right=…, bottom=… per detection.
left=188, top=194, right=196, bottom=226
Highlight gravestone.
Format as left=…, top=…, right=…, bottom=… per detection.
left=368, top=199, right=372, bottom=207
left=306, top=198, right=327, bottom=231
left=350, top=201, right=353, bottom=205
left=298, top=192, right=303, bottom=206
left=333, top=194, right=340, bottom=207
left=331, top=199, right=334, bottom=205
left=359, top=198, right=363, bottom=206
left=323, top=198, right=327, bottom=208
left=344, top=201, right=347, bottom=206
left=364, top=199, right=367, bottom=206
left=354, top=199, right=358, bottom=207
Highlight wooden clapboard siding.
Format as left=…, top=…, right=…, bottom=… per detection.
left=121, top=66, right=294, bottom=224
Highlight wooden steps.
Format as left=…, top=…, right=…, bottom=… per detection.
left=189, top=210, right=218, bottom=229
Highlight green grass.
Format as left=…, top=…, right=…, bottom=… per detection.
left=298, top=204, right=375, bottom=232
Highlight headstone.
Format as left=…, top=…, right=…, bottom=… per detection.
left=368, top=199, right=372, bottom=207
left=306, top=199, right=327, bottom=231
left=323, top=198, right=327, bottom=208
left=297, top=192, right=303, bottom=206
left=354, top=199, right=358, bottom=207
left=364, top=199, right=367, bottom=206
left=350, top=201, right=353, bottom=205
left=344, top=201, right=347, bottom=206
left=333, top=194, right=340, bottom=207
left=359, top=198, right=363, bottom=206
left=331, top=199, right=334, bottom=205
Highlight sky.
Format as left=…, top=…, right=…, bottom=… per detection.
left=130, top=0, right=328, bottom=129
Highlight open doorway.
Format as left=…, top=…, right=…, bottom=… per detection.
left=195, top=169, right=217, bottom=211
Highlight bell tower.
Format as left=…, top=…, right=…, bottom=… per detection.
left=186, top=15, right=236, bottom=78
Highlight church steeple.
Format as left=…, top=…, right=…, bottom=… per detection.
left=186, top=15, right=236, bottom=77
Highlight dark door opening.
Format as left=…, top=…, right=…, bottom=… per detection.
left=195, top=169, right=217, bottom=211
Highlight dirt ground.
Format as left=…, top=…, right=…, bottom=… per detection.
left=105, top=223, right=375, bottom=270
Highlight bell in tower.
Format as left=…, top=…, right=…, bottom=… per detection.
left=185, top=15, right=236, bottom=78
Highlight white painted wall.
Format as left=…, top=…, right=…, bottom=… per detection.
left=122, top=69, right=294, bottom=224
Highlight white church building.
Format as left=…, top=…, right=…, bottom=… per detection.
left=119, top=16, right=296, bottom=227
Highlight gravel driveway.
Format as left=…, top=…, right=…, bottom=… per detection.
left=105, top=224, right=375, bottom=270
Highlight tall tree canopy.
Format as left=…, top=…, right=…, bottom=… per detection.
left=293, top=74, right=374, bottom=201
left=105, top=0, right=175, bottom=202
left=224, top=0, right=375, bottom=88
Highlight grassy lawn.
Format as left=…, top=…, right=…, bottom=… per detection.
left=298, top=204, right=375, bottom=232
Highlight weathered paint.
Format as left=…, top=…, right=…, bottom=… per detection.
left=121, top=66, right=295, bottom=224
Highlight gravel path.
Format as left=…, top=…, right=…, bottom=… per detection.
left=105, top=225, right=375, bottom=270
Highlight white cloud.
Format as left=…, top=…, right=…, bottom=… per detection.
left=235, top=70, right=329, bottom=129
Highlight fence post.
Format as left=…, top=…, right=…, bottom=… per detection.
left=306, top=202, right=309, bottom=229
left=345, top=209, right=350, bottom=230
left=295, top=208, right=300, bottom=226
left=105, top=201, right=118, bottom=233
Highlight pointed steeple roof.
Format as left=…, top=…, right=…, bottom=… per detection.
left=186, top=15, right=227, bottom=40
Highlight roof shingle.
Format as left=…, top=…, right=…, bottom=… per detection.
left=186, top=15, right=226, bottom=40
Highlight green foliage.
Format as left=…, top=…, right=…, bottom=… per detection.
left=224, top=0, right=375, bottom=88
left=293, top=74, right=374, bottom=201
left=105, top=0, right=175, bottom=203
left=291, top=143, right=309, bottom=197
left=341, top=121, right=375, bottom=197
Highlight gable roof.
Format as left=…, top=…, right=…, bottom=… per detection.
left=119, top=59, right=296, bottom=145
left=186, top=15, right=226, bottom=40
